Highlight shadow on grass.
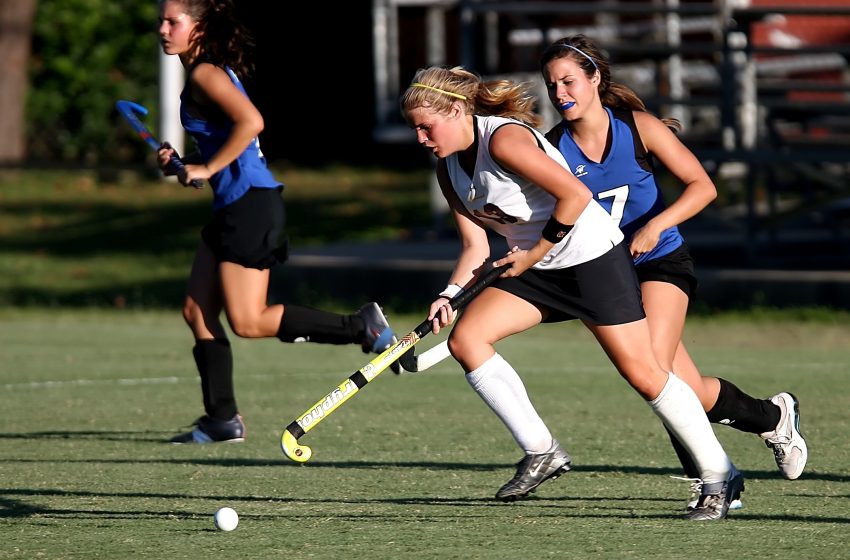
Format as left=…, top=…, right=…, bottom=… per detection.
left=1, top=487, right=849, bottom=524
left=1, top=428, right=847, bottom=484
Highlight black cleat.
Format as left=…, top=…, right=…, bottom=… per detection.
left=496, top=440, right=572, bottom=501
left=685, top=467, right=745, bottom=521
left=356, top=302, right=400, bottom=373
left=170, top=414, right=246, bottom=444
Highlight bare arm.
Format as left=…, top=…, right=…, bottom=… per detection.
left=488, top=123, right=592, bottom=274
left=176, top=63, right=265, bottom=184
left=630, top=111, right=717, bottom=256
left=428, top=160, right=492, bottom=333
left=436, top=160, right=492, bottom=287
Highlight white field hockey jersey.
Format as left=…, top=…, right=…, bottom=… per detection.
left=445, top=115, right=624, bottom=269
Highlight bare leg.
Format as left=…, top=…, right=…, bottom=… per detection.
left=450, top=289, right=571, bottom=500
left=641, top=280, right=719, bottom=479
left=642, top=280, right=782, bottom=436
left=219, top=261, right=284, bottom=338
left=672, top=342, right=720, bottom=411
left=641, top=281, right=718, bottom=410
left=586, top=319, right=731, bottom=485
left=448, top=288, right=542, bottom=370
left=450, top=289, right=555, bottom=452
left=183, top=240, right=226, bottom=339
left=174, top=241, right=240, bottom=435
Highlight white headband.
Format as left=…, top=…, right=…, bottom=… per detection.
left=557, top=44, right=599, bottom=72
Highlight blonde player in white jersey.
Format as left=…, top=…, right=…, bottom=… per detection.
left=401, top=65, right=743, bottom=521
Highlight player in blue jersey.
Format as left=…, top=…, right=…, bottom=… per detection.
left=155, top=0, right=398, bottom=444
left=539, top=35, right=807, bottom=501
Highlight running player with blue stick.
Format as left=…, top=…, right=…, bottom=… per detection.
left=156, top=0, right=398, bottom=444
left=539, top=35, right=807, bottom=509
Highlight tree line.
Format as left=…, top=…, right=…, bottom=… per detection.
left=1, top=2, right=417, bottom=170
left=1, top=1, right=162, bottom=167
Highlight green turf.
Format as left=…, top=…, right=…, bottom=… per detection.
left=1, top=309, right=848, bottom=559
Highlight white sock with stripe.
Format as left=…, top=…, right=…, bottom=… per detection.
left=465, top=353, right=553, bottom=454
left=650, top=372, right=731, bottom=484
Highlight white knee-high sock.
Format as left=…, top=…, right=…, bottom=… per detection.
left=649, top=372, right=731, bottom=484
left=465, top=353, right=553, bottom=454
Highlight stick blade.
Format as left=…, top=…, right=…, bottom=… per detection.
left=281, top=429, right=312, bottom=462
left=398, top=340, right=451, bottom=372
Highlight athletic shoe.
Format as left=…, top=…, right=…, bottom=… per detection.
left=675, top=475, right=743, bottom=511
left=356, top=302, right=400, bottom=374
left=684, top=466, right=745, bottom=521
left=760, top=392, right=807, bottom=480
left=495, top=440, right=572, bottom=501
left=170, top=414, right=246, bottom=444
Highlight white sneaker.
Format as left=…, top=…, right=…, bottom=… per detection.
left=760, top=392, right=808, bottom=480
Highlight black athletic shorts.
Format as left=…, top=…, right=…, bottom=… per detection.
left=493, top=242, right=646, bottom=326
left=634, top=243, right=697, bottom=299
left=201, top=187, right=288, bottom=270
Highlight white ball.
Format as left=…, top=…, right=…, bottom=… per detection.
left=214, top=507, right=239, bottom=532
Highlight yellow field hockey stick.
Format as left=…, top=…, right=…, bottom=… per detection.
left=280, top=263, right=509, bottom=462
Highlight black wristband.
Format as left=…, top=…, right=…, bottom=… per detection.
left=541, top=216, right=573, bottom=244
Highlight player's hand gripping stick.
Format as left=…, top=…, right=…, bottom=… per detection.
left=115, top=100, right=203, bottom=189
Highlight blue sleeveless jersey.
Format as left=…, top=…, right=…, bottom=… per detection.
left=181, top=66, right=282, bottom=209
left=545, top=108, right=682, bottom=265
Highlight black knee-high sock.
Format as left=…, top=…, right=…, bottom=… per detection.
left=193, top=339, right=237, bottom=420
left=667, top=426, right=700, bottom=478
left=277, top=304, right=363, bottom=344
left=193, top=344, right=212, bottom=415
left=706, top=378, right=780, bottom=434
left=668, top=377, right=782, bottom=477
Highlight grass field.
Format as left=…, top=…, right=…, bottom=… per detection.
left=2, top=308, right=848, bottom=559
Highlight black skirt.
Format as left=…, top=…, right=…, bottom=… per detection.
left=493, top=242, right=646, bottom=326
left=635, top=242, right=698, bottom=299
left=201, top=186, right=288, bottom=270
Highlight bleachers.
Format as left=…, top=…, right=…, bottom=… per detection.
left=372, top=0, right=850, bottom=268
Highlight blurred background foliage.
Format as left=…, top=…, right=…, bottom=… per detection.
left=21, top=2, right=388, bottom=170
left=27, top=1, right=161, bottom=166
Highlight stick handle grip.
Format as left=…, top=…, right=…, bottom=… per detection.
left=448, top=263, right=510, bottom=311
left=161, top=142, right=204, bottom=189
left=115, top=100, right=203, bottom=189
left=409, top=263, right=510, bottom=339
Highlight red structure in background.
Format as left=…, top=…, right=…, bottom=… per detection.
left=751, top=0, right=850, bottom=103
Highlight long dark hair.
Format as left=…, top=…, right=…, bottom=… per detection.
left=167, top=0, right=255, bottom=78
left=540, top=34, right=681, bottom=132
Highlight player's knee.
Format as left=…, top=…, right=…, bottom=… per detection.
left=619, top=363, right=669, bottom=399
left=447, top=329, right=476, bottom=361
left=228, top=315, right=263, bottom=338
left=182, top=300, right=202, bottom=327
